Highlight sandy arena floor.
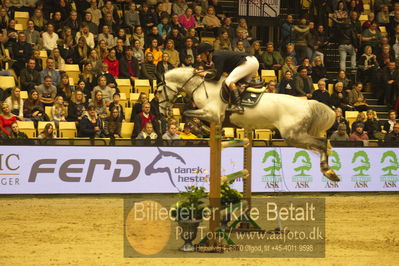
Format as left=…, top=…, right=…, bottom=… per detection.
left=0, top=193, right=398, bottom=266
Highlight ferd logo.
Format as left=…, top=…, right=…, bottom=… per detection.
left=292, top=150, right=312, bottom=188
left=351, top=151, right=371, bottom=188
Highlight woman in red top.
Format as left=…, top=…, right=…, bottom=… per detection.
left=0, top=103, right=17, bottom=135
left=178, top=8, right=195, bottom=30
left=102, top=48, right=119, bottom=77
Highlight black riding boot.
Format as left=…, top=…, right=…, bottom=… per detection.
left=226, top=88, right=244, bottom=114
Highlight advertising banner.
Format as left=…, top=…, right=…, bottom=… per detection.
left=0, top=146, right=398, bottom=194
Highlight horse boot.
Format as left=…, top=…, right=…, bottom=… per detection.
left=226, top=82, right=244, bottom=114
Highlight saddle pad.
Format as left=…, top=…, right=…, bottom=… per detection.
left=220, top=87, right=264, bottom=107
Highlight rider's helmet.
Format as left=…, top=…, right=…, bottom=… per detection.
left=197, top=42, right=214, bottom=54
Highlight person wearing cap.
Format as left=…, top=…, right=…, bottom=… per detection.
left=179, top=124, right=198, bottom=139
left=196, top=42, right=260, bottom=114
left=349, top=123, right=369, bottom=141
left=330, top=123, right=349, bottom=141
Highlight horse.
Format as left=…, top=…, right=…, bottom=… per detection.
left=156, top=67, right=339, bottom=182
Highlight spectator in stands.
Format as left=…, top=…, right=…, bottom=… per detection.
left=313, top=79, right=332, bottom=107
left=180, top=124, right=198, bottom=139
left=78, top=105, right=105, bottom=138
left=362, top=12, right=375, bottom=30
left=336, top=18, right=358, bottom=71
left=350, top=11, right=362, bottom=39
left=383, top=110, right=397, bottom=133
left=261, top=42, right=284, bottom=72
left=8, top=122, right=28, bottom=139
left=86, top=50, right=102, bottom=75
left=377, top=4, right=390, bottom=25
left=193, top=5, right=204, bottom=29
left=83, top=12, right=99, bottom=37
left=266, top=80, right=277, bottom=93
left=97, top=62, right=117, bottom=90
left=391, top=25, right=399, bottom=56
left=23, top=89, right=47, bottom=124
left=249, top=41, right=263, bottom=64
left=132, top=26, right=146, bottom=50
left=50, top=11, right=63, bottom=36
left=132, top=39, right=145, bottom=64
left=311, top=56, right=327, bottom=83
left=51, top=48, right=65, bottom=72
left=51, top=95, right=66, bottom=128
left=109, top=93, right=125, bottom=121
left=186, top=28, right=200, bottom=47
left=37, top=76, right=57, bottom=106
left=62, top=10, right=81, bottom=35
left=38, top=123, right=54, bottom=139
left=294, top=66, right=314, bottom=98
left=156, top=52, right=174, bottom=80
left=95, top=40, right=109, bottom=60
left=119, top=47, right=140, bottom=82
left=382, top=61, right=399, bottom=107
left=214, top=30, right=232, bottom=51
left=12, top=32, right=33, bottom=75
left=79, top=63, right=96, bottom=95
left=179, top=37, right=197, bottom=64
left=4, top=87, right=23, bottom=120
left=156, top=15, right=171, bottom=43
left=42, top=23, right=58, bottom=55
left=384, top=123, right=399, bottom=142
left=20, top=58, right=41, bottom=92
left=166, top=28, right=184, bottom=51
left=141, top=52, right=158, bottom=82
left=31, top=8, right=47, bottom=33
left=332, top=1, right=348, bottom=23
left=348, top=82, right=368, bottom=111
left=25, top=20, right=41, bottom=49
left=284, top=43, right=298, bottom=66
left=350, top=123, right=369, bottom=141
left=164, top=39, right=180, bottom=67
left=328, top=107, right=350, bottom=136
left=331, top=82, right=352, bottom=112
left=92, top=75, right=114, bottom=106
left=98, top=25, right=116, bottom=49
left=132, top=92, right=148, bottom=119
left=140, top=3, right=156, bottom=33
left=232, top=29, right=250, bottom=53
left=377, top=44, right=395, bottom=69
left=75, top=23, right=95, bottom=49
left=125, top=3, right=141, bottom=33
left=282, top=56, right=298, bottom=76
left=202, top=6, right=221, bottom=34
left=281, top=14, right=294, bottom=49
left=162, top=123, right=181, bottom=140
left=136, top=122, right=158, bottom=140
left=173, top=0, right=188, bottom=16
left=104, top=106, right=122, bottom=139
left=358, top=45, right=379, bottom=85
left=145, top=38, right=163, bottom=65
left=0, top=7, right=9, bottom=30
left=0, top=103, right=17, bottom=135
left=279, top=70, right=296, bottom=95
left=68, top=89, right=87, bottom=123
left=147, top=26, right=164, bottom=48
left=292, top=18, right=311, bottom=63
left=337, top=70, right=352, bottom=91
left=60, top=36, right=75, bottom=64
left=40, top=58, right=60, bottom=86
left=179, top=8, right=195, bottom=31
left=90, top=90, right=107, bottom=119
left=57, top=73, right=74, bottom=106
left=351, top=111, right=367, bottom=132
left=150, top=90, right=166, bottom=133
left=87, top=0, right=102, bottom=26
left=132, top=102, right=160, bottom=138
left=365, top=109, right=385, bottom=140
left=103, top=48, right=119, bottom=77
left=361, top=22, right=381, bottom=52
left=330, top=123, right=350, bottom=141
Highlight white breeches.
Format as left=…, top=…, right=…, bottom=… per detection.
left=225, top=56, right=259, bottom=86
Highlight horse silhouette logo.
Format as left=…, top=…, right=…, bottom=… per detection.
left=145, top=147, right=186, bottom=189
left=380, top=151, right=399, bottom=177
left=262, top=150, right=282, bottom=177
left=352, top=151, right=370, bottom=177
left=292, top=150, right=312, bottom=177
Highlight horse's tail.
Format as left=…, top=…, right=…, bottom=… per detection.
left=307, top=100, right=336, bottom=137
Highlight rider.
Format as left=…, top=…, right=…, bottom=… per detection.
left=196, top=42, right=260, bottom=114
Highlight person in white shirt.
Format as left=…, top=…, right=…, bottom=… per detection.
left=75, top=23, right=95, bottom=49
left=42, top=23, right=59, bottom=54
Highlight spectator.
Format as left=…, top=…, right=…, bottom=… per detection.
left=261, top=42, right=284, bottom=71
left=219, top=17, right=234, bottom=40
left=78, top=105, right=105, bottom=138
left=331, top=123, right=350, bottom=141
left=337, top=70, right=352, bottom=91
left=8, top=122, right=28, bottom=139
left=75, top=23, right=95, bottom=49
left=312, top=79, right=332, bottom=107
left=358, top=45, right=379, bottom=86
left=281, top=14, right=294, bottom=48
left=365, top=109, right=385, bottom=140
left=384, top=123, right=399, bottom=142
left=51, top=95, right=67, bottom=128
left=145, top=39, right=163, bottom=65
left=377, top=44, right=394, bottom=69
left=383, top=110, right=397, bottom=133
left=351, top=111, right=367, bottom=133
left=79, top=63, right=97, bottom=95
left=328, top=107, right=350, bottom=136
left=180, top=124, right=198, bottom=139
left=140, top=3, right=156, bottom=33
left=95, top=40, right=109, bottom=61
left=294, top=66, right=314, bottom=98
left=136, top=122, right=158, bottom=140
left=282, top=56, right=298, bottom=76
left=97, top=62, right=117, bottom=90
left=311, top=56, right=327, bottom=83
left=157, top=16, right=171, bottom=43
left=377, top=4, right=390, bottom=25
left=57, top=73, right=74, bottom=105
left=331, top=82, right=352, bottom=112
left=20, top=58, right=41, bottom=92
left=202, top=6, right=221, bottom=34
left=332, top=1, right=348, bottom=24
left=86, top=0, right=102, bottom=26
left=146, top=26, right=164, bottom=48
left=232, top=28, right=250, bottom=53
left=292, top=19, right=311, bottom=63
left=132, top=92, right=148, bottom=119
left=102, top=49, right=119, bottom=77
left=186, top=28, right=200, bottom=47
left=89, top=90, right=107, bottom=119
left=156, top=52, right=174, bottom=80
left=172, top=0, right=189, bottom=17
left=40, top=58, right=60, bottom=86
left=24, top=19, right=41, bottom=49
left=109, top=93, right=125, bottom=121
left=125, top=3, right=141, bottom=32
left=348, top=82, right=368, bottom=111
left=164, top=39, right=180, bottom=67
left=279, top=70, right=296, bottom=95
left=132, top=102, right=160, bottom=138
left=0, top=103, right=17, bottom=135
left=31, top=8, right=47, bottom=33
left=12, top=32, right=33, bottom=75
left=38, top=123, right=54, bottom=139
left=193, top=5, right=205, bottom=30
left=362, top=12, right=375, bottom=30
left=132, top=26, right=146, bottom=50
left=284, top=43, right=298, bottom=66
left=98, top=25, right=115, bottom=49
left=23, top=89, right=47, bottom=124
left=178, top=8, right=195, bottom=30
left=42, top=23, right=58, bottom=54
left=37, top=76, right=57, bottom=106
left=350, top=11, right=362, bottom=39
left=104, top=106, right=122, bottom=138
left=336, top=19, right=358, bottom=71
left=60, top=36, right=75, bottom=64
left=50, top=11, right=63, bottom=36
left=51, top=48, right=65, bottom=72
left=249, top=41, right=263, bottom=63
left=350, top=123, right=369, bottom=141
left=92, top=75, right=114, bottom=106
left=68, top=89, right=87, bottom=123
left=361, top=22, right=381, bottom=52
left=214, top=30, right=232, bottom=51
left=162, top=123, right=181, bottom=140
left=83, top=12, right=99, bottom=37
left=382, top=61, right=399, bottom=107
left=166, top=28, right=184, bottom=51
left=62, top=10, right=81, bottom=35
left=4, top=87, right=23, bottom=120
left=119, top=47, right=140, bottom=81
left=141, top=52, right=158, bottom=82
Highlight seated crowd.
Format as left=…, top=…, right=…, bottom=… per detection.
left=0, top=0, right=398, bottom=143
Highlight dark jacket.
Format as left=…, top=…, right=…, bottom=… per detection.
left=384, top=131, right=399, bottom=142
left=311, top=66, right=327, bottom=83
left=78, top=115, right=104, bottom=138
left=179, top=47, right=198, bottom=65
left=335, top=22, right=358, bottom=48
left=204, top=50, right=248, bottom=81
left=109, top=102, right=125, bottom=120
left=156, top=61, right=174, bottom=80
left=119, top=56, right=140, bottom=79
left=140, top=61, right=158, bottom=80
left=20, top=68, right=41, bottom=92
left=312, top=89, right=332, bottom=107
left=68, top=102, right=87, bottom=122
left=132, top=112, right=160, bottom=139
left=294, top=75, right=314, bottom=96
left=278, top=79, right=296, bottom=95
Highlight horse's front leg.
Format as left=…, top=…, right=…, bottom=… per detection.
left=320, top=140, right=339, bottom=182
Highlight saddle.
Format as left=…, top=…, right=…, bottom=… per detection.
left=220, top=81, right=266, bottom=107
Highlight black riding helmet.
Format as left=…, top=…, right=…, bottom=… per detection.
left=197, top=42, right=214, bottom=54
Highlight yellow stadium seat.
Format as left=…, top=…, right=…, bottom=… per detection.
left=119, top=92, right=129, bottom=108
left=45, top=106, right=53, bottom=120
left=179, top=123, right=185, bottom=130
left=202, top=36, right=215, bottom=43
left=20, top=90, right=28, bottom=100
left=129, top=92, right=140, bottom=105
left=14, top=11, right=29, bottom=30
left=39, top=50, right=48, bottom=69
left=224, top=127, right=235, bottom=138
left=359, top=14, right=368, bottom=24
left=313, top=83, right=318, bottom=90
left=17, top=121, right=36, bottom=138
left=380, top=26, right=387, bottom=36
left=0, top=76, right=16, bottom=90
left=38, top=121, right=56, bottom=137
left=124, top=107, right=132, bottom=121
left=328, top=83, right=334, bottom=95
left=69, top=77, right=74, bottom=85
left=236, top=128, right=254, bottom=139
left=149, top=93, right=154, bottom=101
left=15, top=24, right=23, bottom=31
left=121, top=122, right=134, bottom=138
left=345, top=111, right=359, bottom=128
left=255, top=129, right=273, bottom=140
left=59, top=121, right=77, bottom=138
left=135, top=79, right=151, bottom=94
left=172, top=108, right=181, bottom=122
left=116, top=79, right=132, bottom=96
left=363, top=4, right=370, bottom=13
left=261, top=70, right=276, bottom=83
left=64, top=64, right=80, bottom=84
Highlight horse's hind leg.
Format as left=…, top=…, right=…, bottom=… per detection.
left=285, top=133, right=340, bottom=182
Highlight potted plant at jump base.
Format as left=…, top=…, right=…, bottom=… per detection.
left=171, top=185, right=208, bottom=252
left=220, top=182, right=243, bottom=228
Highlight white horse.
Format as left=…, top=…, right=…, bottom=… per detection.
left=157, top=67, right=339, bottom=181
